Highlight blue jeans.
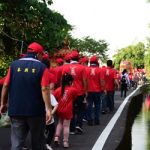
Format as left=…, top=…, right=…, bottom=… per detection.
left=106, top=91, right=115, bottom=111
left=87, top=92, right=101, bottom=122
left=101, top=93, right=107, bottom=111
left=10, top=116, right=46, bottom=150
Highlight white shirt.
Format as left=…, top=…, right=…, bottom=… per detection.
left=121, top=73, right=130, bottom=85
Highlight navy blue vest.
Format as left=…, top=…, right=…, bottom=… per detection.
left=8, top=56, right=46, bottom=117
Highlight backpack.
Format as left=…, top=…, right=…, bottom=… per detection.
left=121, top=75, right=126, bottom=85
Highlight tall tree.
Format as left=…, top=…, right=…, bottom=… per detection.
left=0, top=0, right=72, bottom=56
left=145, top=37, right=150, bottom=78
left=69, top=36, right=109, bottom=62
left=113, top=42, right=145, bottom=70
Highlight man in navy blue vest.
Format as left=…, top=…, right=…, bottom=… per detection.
left=0, top=42, right=52, bottom=150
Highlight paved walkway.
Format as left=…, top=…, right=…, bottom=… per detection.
left=0, top=89, right=135, bottom=150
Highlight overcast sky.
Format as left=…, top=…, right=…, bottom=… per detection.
left=50, top=0, right=150, bottom=58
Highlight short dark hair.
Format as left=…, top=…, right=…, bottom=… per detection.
left=122, top=69, right=127, bottom=74
left=107, top=60, right=113, bottom=67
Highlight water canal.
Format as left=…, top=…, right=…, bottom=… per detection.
left=132, top=95, right=150, bottom=150
left=116, top=87, right=149, bottom=150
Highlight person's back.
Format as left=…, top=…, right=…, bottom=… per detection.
left=53, top=73, right=77, bottom=148
left=86, top=66, right=101, bottom=92
left=54, top=86, right=77, bottom=119
left=120, top=74, right=127, bottom=86
left=103, top=60, right=119, bottom=112
left=62, top=50, right=87, bottom=133
left=62, top=54, right=86, bottom=96
left=105, top=66, right=117, bottom=91
left=120, top=69, right=129, bottom=98
left=0, top=42, right=52, bottom=150
left=85, top=56, right=102, bottom=92
left=8, top=57, right=46, bottom=116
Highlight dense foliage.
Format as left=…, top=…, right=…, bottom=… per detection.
left=144, top=38, right=150, bottom=78
left=0, top=0, right=72, bottom=56
left=0, top=0, right=72, bottom=77
left=113, top=42, right=145, bottom=70
left=69, top=36, right=109, bottom=62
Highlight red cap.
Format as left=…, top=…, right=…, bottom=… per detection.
left=42, top=53, right=49, bottom=59
left=19, top=53, right=27, bottom=58
left=90, top=56, right=98, bottom=64
left=80, top=56, right=88, bottom=63
left=27, top=42, right=44, bottom=54
left=70, top=50, right=79, bottom=59
left=102, top=65, right=106, bottom=68
left=64, top=53, right=71, bottom=61
left=56, top=58, right=64, bottom=64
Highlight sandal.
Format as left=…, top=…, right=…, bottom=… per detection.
left=54, top=136, right=60, bottom=146
left=63, top=140, right=69, bottom=148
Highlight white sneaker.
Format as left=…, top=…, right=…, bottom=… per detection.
left=76, top=126, right=83, bottom=133
left=46, top=144, right=53, bottom=150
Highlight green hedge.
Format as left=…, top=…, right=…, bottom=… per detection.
left=0, top=55, right=13, bottom=78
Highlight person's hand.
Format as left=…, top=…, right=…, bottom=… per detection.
left=0, top=104, right=7, bottom=115
left=46, top=109, right=52, bottom=125
left=117, top=85, right=120, bottom=91
left=85, top=92, right=88, bottom=98
left=103, top=90, right=107, bottom=94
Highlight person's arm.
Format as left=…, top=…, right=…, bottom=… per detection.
left=114, top=78, right=120, bottom=90
left=83, top=67, right=88, bottom=97
left=100, top=79, right=107, bottom=93
left=41, top=68, right=52, bottom=124
left=0, top=84, right=9, bottom=114
left=42, top=86, right=51, bottom=110
left=50, top=83, right=55, bottom=93
left=51, top=104, right=58, bottom=115
left=0, top=68, right=10, bottom=114
left=100, top=68, right=107, bottom=93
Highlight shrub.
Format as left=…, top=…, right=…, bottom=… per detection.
left=0, top=55, right=13, bottom=78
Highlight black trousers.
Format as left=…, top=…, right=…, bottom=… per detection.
left=45, top=122, right=55, bottom=145
left=121, top=84, right=127, bottom=98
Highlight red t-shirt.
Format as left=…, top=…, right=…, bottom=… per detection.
left=85, top=66, right=104, bottom=92
left=48, top=72, right=57, bottom=84
left=62, top=63, right=86, bottom=96
left=4, top=67, right=50, bottom=87
left=53, top=65, right=63, bottom=87
left=0, top=77, right=6, bottom=85
left=53, top=86, right=77, bottom=119
left=49, top=67, right=56, bottom=75
left=104, top=67, right=117, bottom=91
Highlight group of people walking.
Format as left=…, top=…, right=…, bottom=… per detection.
left=0, top=42, right=133, bottom=150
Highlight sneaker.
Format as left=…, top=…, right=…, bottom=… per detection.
left=101, top=110, right=107, bottom=114
left=54, top=137, right=60, bottom=147
left=82, top=118, right=87, bottom=122
left=63, top=141, right=69, bottom=148
left=46, top=144, right=53, bottom=150
left=70, top=131, right=76, bottom=135
left=75, top=126, right=83, bottom=133
left=22, top=147, right=28, bottom=150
